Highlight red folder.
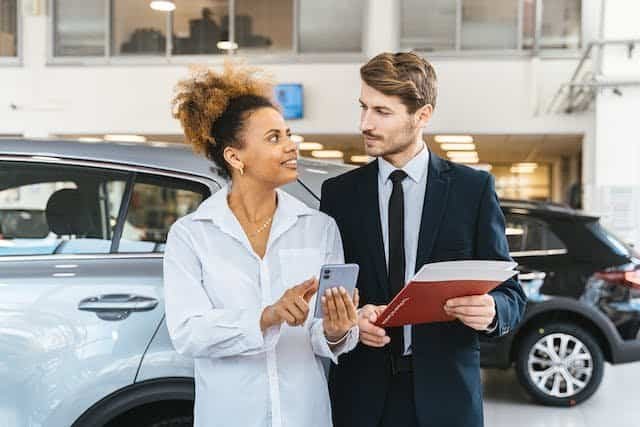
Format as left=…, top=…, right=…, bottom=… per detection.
left=374, top=261, right=517, bottom=327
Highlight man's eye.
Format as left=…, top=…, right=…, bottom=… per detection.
left=269, top=135, right=278, bottom=143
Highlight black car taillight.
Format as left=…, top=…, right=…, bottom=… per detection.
left=596, top=267, right=640, bottom=290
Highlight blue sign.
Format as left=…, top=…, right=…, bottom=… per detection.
left=275, top=84, right=303, bottom=120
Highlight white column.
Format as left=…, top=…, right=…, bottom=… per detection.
left=363, top=0, right=400, bottom=58
left=590, top=0, right=640, bottom=247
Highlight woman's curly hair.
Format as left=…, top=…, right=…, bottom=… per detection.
left=172, top=62, right=276, bottom=178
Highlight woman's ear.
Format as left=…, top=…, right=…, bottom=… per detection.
left=223, top=146, right=245, bottom=175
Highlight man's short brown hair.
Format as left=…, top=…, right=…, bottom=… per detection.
left=360, top=52, right=437, bottom=113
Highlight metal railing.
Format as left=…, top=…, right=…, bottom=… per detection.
left=547, top=38, right=640, bottom=113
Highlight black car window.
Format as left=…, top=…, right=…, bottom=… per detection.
left=116, top=173, right=210, bottom=253
left=0, top=161, right=129, bottom=256
left=505, top=214, right=567, bottom=255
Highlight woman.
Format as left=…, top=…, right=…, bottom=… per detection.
left=163, top=63, right=359, bottom=427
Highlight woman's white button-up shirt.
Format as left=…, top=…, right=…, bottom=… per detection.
left=163, top=185, right=359, bottom=427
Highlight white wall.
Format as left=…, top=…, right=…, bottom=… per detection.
left=588, top=0, right=640, bottom=248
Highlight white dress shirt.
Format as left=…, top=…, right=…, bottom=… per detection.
left=377, top=144, right=429, bottom=355
left=163, top=185, right=359, bottom=427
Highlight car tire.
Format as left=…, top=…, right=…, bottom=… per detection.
left=515, top=322, right=604, bottom=406
left=150, top=415, right=194, bottom=427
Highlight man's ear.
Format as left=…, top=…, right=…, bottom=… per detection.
left=414, top=104, right=433, bottom=129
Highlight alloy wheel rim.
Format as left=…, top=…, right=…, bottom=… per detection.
left=527, top=332, right=593, bottom=398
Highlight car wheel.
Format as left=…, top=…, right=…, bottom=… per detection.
left=515, top=322, right=604, bottom=406
left=149, top=416, right=193, bottom=427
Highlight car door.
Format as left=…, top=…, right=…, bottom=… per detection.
left=0, top=159, right=212, bottom=427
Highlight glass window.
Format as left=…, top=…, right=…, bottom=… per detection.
left=540, top=0, right=581, bottom=49
left=0, top=0, right=17, bottom=57
left=234, top=0, right=293, bottom=53
left=171, top=0, right=228, bottom=55
left=0, top=161, right=128, bottom=256
left=112, top=0, right=167, bottom=55
left=400, top=0, right=457, bottom=52
left=523, top=0, right=581, bottom=50
left=461, top=0, right=518, bottom=50
left=117, top=175, right=208, bottom=253
left=299, top=0, right=364, bottom=53
left=54, top=0, right=105, bottom=57
left=506, top=214, right=566, bottom=254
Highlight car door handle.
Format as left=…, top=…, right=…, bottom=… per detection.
left=78, top=294, right=158, bottom=320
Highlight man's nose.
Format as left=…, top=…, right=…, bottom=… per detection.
left=360, top=111, right=374, bottom=132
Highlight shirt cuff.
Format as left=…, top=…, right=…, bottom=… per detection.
left=311, top=322, right=359, bottom=364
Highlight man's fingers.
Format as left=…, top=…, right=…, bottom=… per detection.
left=361, top=332, right=390, bottom=347
left=360, top=319, right=387, bottom=337
left=446, top=294, right=492, bottom=308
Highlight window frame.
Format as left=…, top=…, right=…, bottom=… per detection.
left=0, top=156, right=218, bottom=260
left=505, top=213, right=569, bottom=257
left=400, top=0, right=583, bottom=59
left=0, top=0, right=22, bottom=65
left=47, top=0, right=368, bottom=64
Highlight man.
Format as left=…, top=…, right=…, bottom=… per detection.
left=320, top=52, right=527, bottom=427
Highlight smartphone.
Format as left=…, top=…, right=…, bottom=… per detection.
left=313, top=263, right=360, bottom=318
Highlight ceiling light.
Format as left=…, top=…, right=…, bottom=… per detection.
left=290, top=134, right=304, bottom=144
left=470, top=163, right=493, bottom=172
left=435, top=135, right=474, bottom=144
left=311, top=150, right=344, bottom=159
left=513, top=162, right=538, bottom=168
left=440, top=143, right=476, bottom=151
left=446, top=151, right=478, bottom=159
left=217, top=41, right=239, bottom=50
left=77, top=137, right=103, bottom=142
left=510, top=166, right=536, bottom=174
left=298, top=142, right=324, bottom=151
left=104, top=134, right=147, bottom=143
left=150, top=1, right=175, bottom=12
left=350, top=155, right=373, bottom=163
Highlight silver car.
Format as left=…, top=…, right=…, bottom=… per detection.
left=0, top=138, right=352, bottom=427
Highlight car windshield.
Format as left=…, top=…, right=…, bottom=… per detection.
left=586, top=221, right=639, bottom=258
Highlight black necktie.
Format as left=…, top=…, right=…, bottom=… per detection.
left=388, top=169, right=407, bottom=358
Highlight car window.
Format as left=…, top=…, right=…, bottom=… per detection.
left=0, top=161, right=128, bottom=256
left=116, top=174, right=210, bottom=253
left=505, top=214, right=567, bottom=255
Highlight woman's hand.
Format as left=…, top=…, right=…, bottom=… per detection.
left=261, top=277, right=318, bottom=330
left=321, top=287, right=359, bottom=343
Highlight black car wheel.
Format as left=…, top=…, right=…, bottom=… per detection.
left=515, top=322, right=604, bottom=406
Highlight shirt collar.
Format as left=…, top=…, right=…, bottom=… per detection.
left=193, top=184, right=314, bottom=225
left=378, top=143, right=429, bottom=184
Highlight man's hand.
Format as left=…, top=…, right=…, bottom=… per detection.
left=261, top=278, right=318, bottom=330
left=358, top=304, right=390, bottom=347
left=444, top=294, right=496, bottom=331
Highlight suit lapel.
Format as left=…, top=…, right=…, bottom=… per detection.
left=358, top=160, right=391, bottom=301
left=415, top=152, right=452, bottom=271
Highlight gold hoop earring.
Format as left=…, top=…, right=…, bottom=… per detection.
left=239, top=165, right=244, bottom=176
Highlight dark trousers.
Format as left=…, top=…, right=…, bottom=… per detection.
left=379, top=370, right=419, bottom=427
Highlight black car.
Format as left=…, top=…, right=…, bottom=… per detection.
left=481, top=199, right=640, bottom=406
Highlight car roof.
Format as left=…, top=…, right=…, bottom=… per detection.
left=500, top=198, right=598, bottom=221
left=0, top=138, right=355, bottom=194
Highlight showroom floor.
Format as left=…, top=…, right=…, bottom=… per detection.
left=483, top=363, right=640, bottom=427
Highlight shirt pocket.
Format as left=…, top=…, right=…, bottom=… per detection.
left=278, top=248, right=324, bottom=289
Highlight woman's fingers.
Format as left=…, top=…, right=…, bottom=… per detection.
left=325, top=289, right=338, bottom=321
left=292, top=296, right=310, bottom=325
left=333, top=288, right=349, bottom=320
left=275, top=306, right=296, bottom=325
left=302, top=278, right=319, bottom=303
left=353, top=288, right=360, bottom=310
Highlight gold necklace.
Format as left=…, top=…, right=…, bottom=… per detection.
left=247, top=216, right=273, bottom=238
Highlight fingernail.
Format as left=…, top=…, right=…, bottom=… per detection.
left=340, top=287, right=346, bottom=293
left=321, top=296, right=326, bottom=303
